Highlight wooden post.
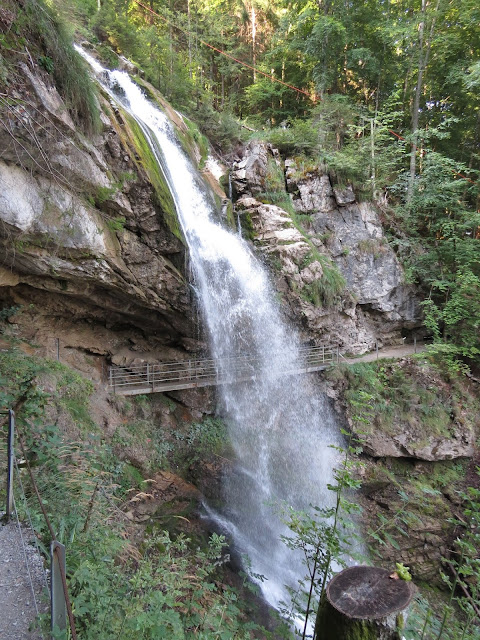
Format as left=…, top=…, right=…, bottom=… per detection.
left=414, top=336, right=417, bottom=354
left=56, top=338, right=60, bottom=361
left=6, top=409, right=15, bottom=521
left=315, top=566, right=415, bottom=640
left=376, top=341, right=379, bottom=361
left=51, top=541, right=67, bottom=637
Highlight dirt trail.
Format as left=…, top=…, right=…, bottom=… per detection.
left=0, top=520, right=48, bottom=640
left=342, top=342, right=426, bottom=366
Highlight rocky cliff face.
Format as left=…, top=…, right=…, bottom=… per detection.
left=0, top=60, right=207, bottom=370
left=231, top=142, right=422, bottom=354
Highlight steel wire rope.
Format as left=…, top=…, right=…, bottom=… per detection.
left=12, top=493, right=47, bottom=639
left=133, top=0, right=312, bottom=99
left=15, top=424, right=79, bottom=640
left=130, top=0, right=478, bottom=187
left=14, top=456, right=51, bottom=595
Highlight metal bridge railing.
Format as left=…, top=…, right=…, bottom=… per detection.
left=108, top=344, right=340, bottom=394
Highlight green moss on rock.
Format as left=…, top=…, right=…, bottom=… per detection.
left=181, top=116, right=210, bottom=170
left=123, top=112, right=183, bottom=242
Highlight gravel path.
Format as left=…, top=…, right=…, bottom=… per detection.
left=0, top=519, right=48, bottom=640
left=342, top=341, right=426, bottom=365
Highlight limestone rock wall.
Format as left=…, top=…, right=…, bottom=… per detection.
left=0, top=59, right=199, bottom=368
left=231, top=142, right=422, bottom=354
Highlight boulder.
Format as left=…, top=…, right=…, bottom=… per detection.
left=231, top=141, right=273, bottom=197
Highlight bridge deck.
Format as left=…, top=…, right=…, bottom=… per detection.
left=108, top=346, right=338, bottom=395
left=107, top=342, right=425, bottom=395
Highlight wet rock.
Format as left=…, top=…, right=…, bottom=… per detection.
left=0, top=67, right=195, bottom=354
left=124, top=471, right=201, bottom=523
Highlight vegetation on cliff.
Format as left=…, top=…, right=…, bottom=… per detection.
left=44, top=0, right=479, bottom=372
left=1, top=1, right=479, bottom=638
left=0, top=0, right=100, bottom=133
left=0, top=331, right=281, bottom=639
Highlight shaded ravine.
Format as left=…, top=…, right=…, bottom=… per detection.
left=78, top=48, right=342, bottom=620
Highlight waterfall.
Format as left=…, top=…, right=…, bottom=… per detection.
left=77, top=47, right=341, bottom=623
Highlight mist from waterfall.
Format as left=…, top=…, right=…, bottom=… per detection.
left=77, top=46, right=341, bottom=619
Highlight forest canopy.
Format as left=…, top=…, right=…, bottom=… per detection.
left=54, top=0, right=480, bottom=369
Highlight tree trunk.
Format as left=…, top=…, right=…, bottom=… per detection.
left=407, top=0, right=441, bottom=202
left=251, top=3, right=257, bottom=81
left=187, top=0, right=192, bottom=78
left=315, top=566, right=415, bottom=640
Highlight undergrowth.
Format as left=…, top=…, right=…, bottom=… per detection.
left=0, top=345, right=277, bottom=639
left=259, top=158, right=346, bottom=308
left=337, top=359, right=457, bottom=438
left=0, top=0, right=100, bottom=134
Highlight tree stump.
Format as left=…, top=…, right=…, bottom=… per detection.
left=315, top=566, right=416, bottom=640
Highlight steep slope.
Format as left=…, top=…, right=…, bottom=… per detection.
left=0, top=41, right=207, bottom=371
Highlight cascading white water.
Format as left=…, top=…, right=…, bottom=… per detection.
left=78, top=47, right=342, bottom=621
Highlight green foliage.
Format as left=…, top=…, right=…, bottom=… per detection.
left=340, top=360, right=455, bottom=438
left=258, top=158, right=345, bottom=308
left=105, top=215, right=127, bottom=232
left=188, top=100, right=246, bottom=154
left=0, top=305, right=21, bottom=325
left=261, top=121, right=321, bottom=156
left=402, top=472, right=480, bottom=640
left=386, top=150, right=480, bottom=371
left=279, top=433, right=363, bottom=639
left=186, top=417, right=227, bottom=460
left=92, top=184, right=118, bottom=206
left=0, top=345, right=272, bottom=639
left=182, top=116, right=210, bottom=169
left=38, top=54, right=54, bottom=73
left=1, top=0, right=101, bottom=133
left=395, top=563, right=412, bottom=581
left=172, top=417, right=229, bottom=473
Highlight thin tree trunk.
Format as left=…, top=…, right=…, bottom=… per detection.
left=251, top=3, right=257, bottom=81
left=407, top=0, right=426, bottom=202
left=188, top=0, right=192, bottom=78
left=371, top=118, right=376, bottom=199
left=407, top=0, right=441, bottom=202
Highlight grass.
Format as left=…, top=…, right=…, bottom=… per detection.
left=0, top=338, right=277, bottom=639
left=0, top=0, right=100, bottom=134
left=340, top=360, right=457, bottom=439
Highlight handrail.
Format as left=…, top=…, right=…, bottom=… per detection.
left=2, top=410, right=78, bottom=640
left=108, top=344, right=340, bottom=394
left=107, top=340, right=427, bottom=395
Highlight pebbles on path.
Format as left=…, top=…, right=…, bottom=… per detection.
left=0, top=519, right=48, bottom=640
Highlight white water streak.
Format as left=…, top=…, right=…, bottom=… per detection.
left=77, top=46, right=341, bottom=621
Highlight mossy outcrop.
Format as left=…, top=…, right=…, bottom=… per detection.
left=0, top=48, right=201, bottom=367
left=231, top=143, right=422, bottom=354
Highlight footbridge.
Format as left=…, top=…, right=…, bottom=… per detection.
left=108, top=341, right=425, bottom=396
left=108, top=345, right=341, bottom=396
